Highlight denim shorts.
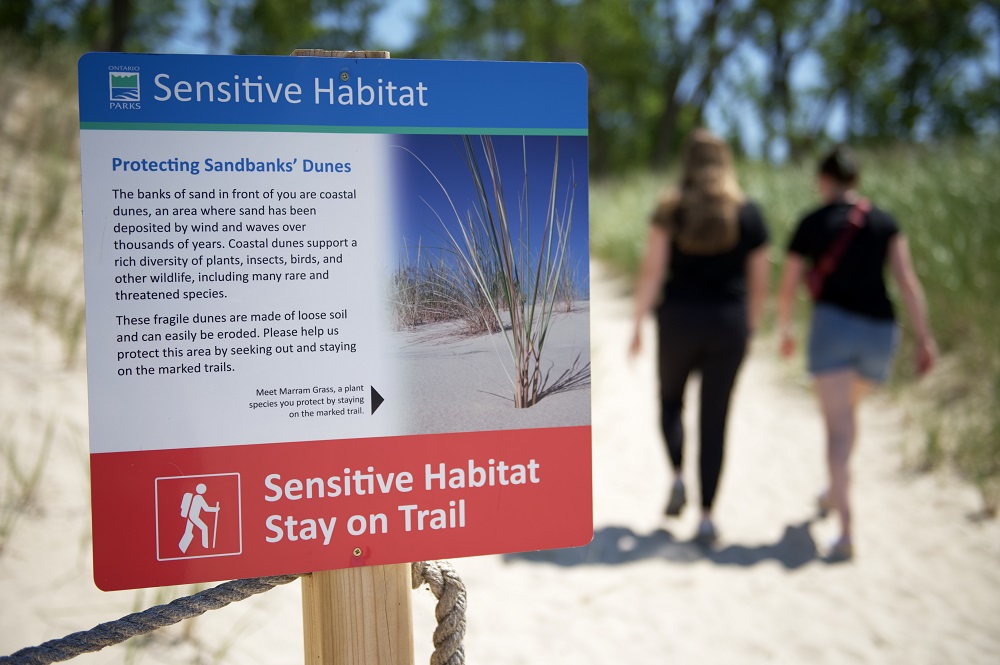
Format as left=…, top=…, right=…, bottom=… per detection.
left=808, top=303, right=900, bottom=383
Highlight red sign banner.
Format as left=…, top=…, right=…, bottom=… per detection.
left=92, top=427, right=591, bottom=590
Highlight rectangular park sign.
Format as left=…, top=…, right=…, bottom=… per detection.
left=78, top=53, right=592, bottom=590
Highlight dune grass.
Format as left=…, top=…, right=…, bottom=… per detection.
left=390, top=237, right=508, bottom=336
left=395, top=135, right=579, bottom=408
left=0, top=40, right=87, bottom=366
left=0, top=420, right=55, bottom=554
left=590, top=139, right=1000, bottom=514
left=391, top=236, right=581, bottom=336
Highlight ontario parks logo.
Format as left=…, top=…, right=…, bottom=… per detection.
left=109, top=68, right=141, bottom=110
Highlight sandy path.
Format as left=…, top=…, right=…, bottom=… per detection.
left=1, top=264, right=998, bottom=664
left=444, top=265, right=1000, bottom=664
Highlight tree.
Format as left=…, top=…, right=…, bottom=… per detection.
left=403, top=1, right=761, bottom=171
left=0, top=0, right=33, bottom=37
left=230, top=0, right=384, bottom=55
left=406, top=0, right=663, bottom=173
left=816, top=0, right=996, bottom=143
left=744, top=0, right=827, bottom=161
left=646, top=0, right=754, bottom=166
left=0, top=0, right=181, bottom=52
left=10, top=0, right=994, bottom=163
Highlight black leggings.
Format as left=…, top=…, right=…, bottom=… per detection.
left=657, top=301, right=748, bottom=510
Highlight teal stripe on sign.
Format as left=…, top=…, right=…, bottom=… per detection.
left=79, top=122, right=588, bottom=136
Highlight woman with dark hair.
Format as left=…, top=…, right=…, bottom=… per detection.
left=630, top=129, right=770, bottom=543
left=777, top=145, right=937, bottom=561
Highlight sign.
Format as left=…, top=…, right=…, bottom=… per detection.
left=79, top=53, right=592, bottom=591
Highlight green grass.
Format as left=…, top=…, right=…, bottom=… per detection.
left=590, top=138, right=1000, bottom=514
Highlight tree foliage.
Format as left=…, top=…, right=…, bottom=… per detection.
left=404, top=0, right=997, bottom=170
left=0, top=0, right=181, bottom=52
left=3, top=0, right=996, bottom=169
left=230, top=0, right=383, bottom=55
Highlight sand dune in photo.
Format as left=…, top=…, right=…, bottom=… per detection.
left=390, top=302, right=591, bottom=435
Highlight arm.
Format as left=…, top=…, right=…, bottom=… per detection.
left=745, top=245, right=770, bottom=334
left=629, top=225, right=670, bottom=357
left=888, top=233, right=937, bottom=375
left=776, top=252, right=806, bottom=357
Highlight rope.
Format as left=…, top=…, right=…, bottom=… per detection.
left=0, top=575, right=302, bottom=665
left=411, top=561, right=467, bottom=665
left=1, top=563, right=466, bottom=665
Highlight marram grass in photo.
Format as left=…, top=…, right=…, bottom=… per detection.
left=390, top=236, right=501, bottom=335
left=398, top=136, right=578, bottom=408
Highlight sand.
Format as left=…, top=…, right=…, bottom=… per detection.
left=1, top=263, right=999, bottom=664
left=390, top=303, right=591, bottom=435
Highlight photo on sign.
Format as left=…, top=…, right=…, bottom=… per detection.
left=389, top=134, right=590, bottom=435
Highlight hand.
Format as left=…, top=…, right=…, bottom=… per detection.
left=915, top=337, right=937, bottom=376
left=779, top=330, right=796, bottom=358
left=628, top=327, right=642, bottom=359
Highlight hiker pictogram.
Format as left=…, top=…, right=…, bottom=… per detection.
left=179, top=483, right=221, bottom=553
left=155, top=473, right=243, bottom=561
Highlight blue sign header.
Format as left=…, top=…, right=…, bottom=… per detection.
left=79, top=53, right=588, bottom=134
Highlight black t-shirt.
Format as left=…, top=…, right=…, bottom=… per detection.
left=657, top=202, right=769, bottom=305
left=788, top=202, right=900, bottom=320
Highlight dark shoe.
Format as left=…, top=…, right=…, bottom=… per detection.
left=695, top=519, right=717, bottom=545
left=665, top=481, right=686, bottom=517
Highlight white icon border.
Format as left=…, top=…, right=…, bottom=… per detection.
left=154, top=472, right=243, bottom=562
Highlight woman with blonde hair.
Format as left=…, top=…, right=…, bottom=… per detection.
left=777, top=145, right=936, bottom=561
left=630, top=129, right=770, bottom=543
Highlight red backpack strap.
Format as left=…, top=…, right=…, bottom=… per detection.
left=847, top=197, right=870, bottom=228
left=807, top=198, right=870, bottom=299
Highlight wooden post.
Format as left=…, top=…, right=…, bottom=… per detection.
left=291, top=47, right=411, bottom=665
left=302, top=565, right=414, bottom=664
left=291, top=49, right=391, bottom=59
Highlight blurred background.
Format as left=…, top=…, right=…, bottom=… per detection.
left=2, top=0, right=997, bottom=513
left=1, top=1, right=998, bottom=663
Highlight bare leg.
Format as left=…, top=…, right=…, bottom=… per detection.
left=814, top=370, right=863, bottom=546
left=852, top=377, right=872, bottom=406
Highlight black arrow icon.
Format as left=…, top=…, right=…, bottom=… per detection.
left=371, top=386, right=384, bottom=414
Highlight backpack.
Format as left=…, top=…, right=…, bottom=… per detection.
left=180, top=492, right=194, bottom=518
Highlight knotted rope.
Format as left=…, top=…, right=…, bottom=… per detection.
left=411, top=560, right=467, bottom=665
left=1, top=562, right=466, bottom=665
